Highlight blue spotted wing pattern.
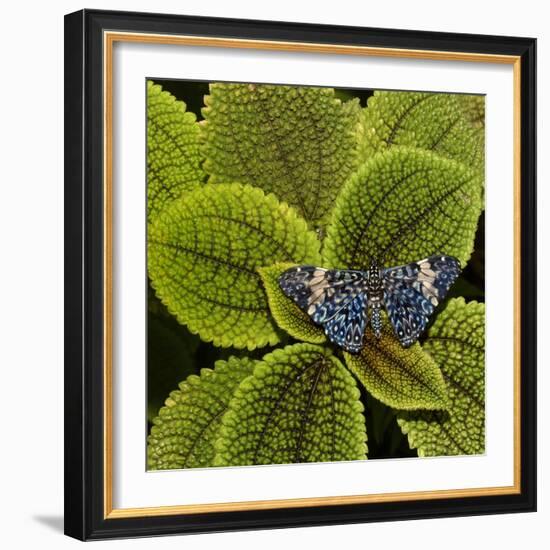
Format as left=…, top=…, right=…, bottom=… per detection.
left=278, top=266, right=369, bottom=353
left=278, top=255, right=460, bottom=352
left=382, top=255, right=461, bottom=347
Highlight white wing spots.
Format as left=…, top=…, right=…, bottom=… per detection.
left=421, top=281, right=439, bottom=299
left=308, top=286, right=325, bottom=304
left=417, top=272, right=435, bottom=283
left=306, top=270, right=331, bottom=307
left=309, top=274, right=326, bottom=286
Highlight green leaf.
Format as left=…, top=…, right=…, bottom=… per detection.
left=148, top=356, right=258, bottom=469
left=344, top=326, right=448, bottom=410
left=201, top=83, right=361, bottom=228
left=257, top=262, right=326, bottom=344
left=214, top=343, right=367, bottom=466
left=397, top=298, right=485, bottom=456
left=457, top=94, right=485, bottom=129
left=147, top=81, right=205, bottom=220
left=148, top=183, right=321, bottom=349
left=323, top=147, right=483, bottom=269
left=359, top=90, right=484, bottom=173
left=147, top=313, right=200, bottom=422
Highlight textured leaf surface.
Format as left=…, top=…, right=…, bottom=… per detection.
left=147, top=81, right=205, bottom=219
left=323, top=147, right=483, bottom=269
left=201, top=83, right=361, bottom=228
left=458, top=95, right=485, bottom=129
left=214, top=344, right=367, bottom=466
left=148, top=184, right=321, bottom=349
left=258, top=263, right=326, bottom=344
left=148, top=356, right=257, bottom=469
left=359, top=91, right=484, bottom=173
left=344, top=326, right=448, bottom=410
left=397, top=298, right=485, bottom=456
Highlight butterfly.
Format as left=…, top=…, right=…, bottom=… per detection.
left=278, top=255, right=460, bottom=353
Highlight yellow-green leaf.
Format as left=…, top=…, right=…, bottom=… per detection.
left=148, top=184, right=321, bottom=349
left=458, top=95, right=485, bottom=129
left=344, top=326, right=448, bottom=410
left=359, top=90, right=484, bottom=174
left=148, top=356, right=257, bottom=470
left=214, top=344, right=367, bottom=466
left=201, top=83, right=361, bottom=229
left=258, top=262, right=326, bottom=344
left=147, top=81, right=205, bottom=220
left=397, top=298, right=485, bottom=456
left=323, top=147, right=483, bottom=269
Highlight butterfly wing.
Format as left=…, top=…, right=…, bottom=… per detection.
left=382, top=255, right=461, bottom=347
left=322, top=292, right=368, bottom=353
left=278, top=266, right=368, bottom=353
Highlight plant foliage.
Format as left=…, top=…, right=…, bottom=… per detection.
left=344, top=326, right=449, bottom=410
left=397, top=298, right=485, bottom=456
left=258, top=262, right=326, bottom=344
left=214, top=344, right=367, bottom=466
left=458, top=95, right=485, bottom=129
left=147, top=81, right=205, bottom=219
left=146, top=82, right=486, bottom=467
left=323, top=147, right=483, bottom=269
left=148, top=183, right=321, bottom=349
left=359, top=91, right=484, bottom=174
left=148, top=356, right=258, bottom=469
left=201, top=83, right=361, bottom=228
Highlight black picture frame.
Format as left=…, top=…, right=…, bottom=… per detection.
left=64, top=8, right=536, bottom=541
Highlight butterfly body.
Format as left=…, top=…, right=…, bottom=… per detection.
left=278, top=255, right=460, bottom=353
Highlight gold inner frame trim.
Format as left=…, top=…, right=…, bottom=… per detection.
left=103, top=30, right=522, bottom=520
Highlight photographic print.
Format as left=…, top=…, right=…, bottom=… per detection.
left=146, top=80, right=486, bottom=470
left=64, top=11, right=536, bottom=539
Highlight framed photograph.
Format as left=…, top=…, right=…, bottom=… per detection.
left=64, top=9, right=536, bottom=540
